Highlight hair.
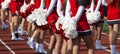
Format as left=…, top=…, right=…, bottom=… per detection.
left=107, top=0, right=113, bottom=4
left=76, top=0, right=90, bottom=7
left=25, top=0, right=31, bottom=4
left=118, top=0, right=120, bottom=9
left=62, top=0, right=67, bottom=16
left=93, top=0, right=96, bottom=4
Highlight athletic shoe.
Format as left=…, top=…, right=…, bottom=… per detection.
left=18, top=29, right=28, bottom=35
left=95, top=44, right=107, bottom=49
left=27, top=40, right=35, bottom=49
left=111, top=51, right=120, bottom=54
left=1, top=24, right=8, bottom=29
left=35, top=47, right=47, bottom=54
left=11, top=33, right=24, bottom=40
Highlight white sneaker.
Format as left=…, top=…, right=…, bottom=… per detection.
left=1, top=24, right=8, bottom=29
left=27, top=40, right=35, bottom=49
left=35, top=47, right=47, bottom=54
left=111, top=51, right=120, bottom=54
left=18, top=29, right=28, bottom=35
left=52, top=49, right=55, bottom=54
left=96, top=44, right=107, bottom=49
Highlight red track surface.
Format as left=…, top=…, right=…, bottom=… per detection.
left=0, top=23, right=120, bottom=54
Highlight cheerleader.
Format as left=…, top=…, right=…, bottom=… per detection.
left=67, top=0, right=94, bottom=54
left=26, top=0, right=47, bottom=53
left=45, top=0, right=57, bottom=54
left=56, top=0, right=73, bottom=54
left=106, top=0, right=120, bottom=54
left=9, top=0, right=24, bottom=40
left=46, top=0, right=65, bottom=53
left=0, top=0, right=4, bottom=19
left=87, top=0, right=107, bottom=49
left=1, top=0, right=9, bottom=29
left=17, top=0, right=28, bottom=36
left=24, top=0, right=36, bottom=40
left=0, top=0, right=4, bottom=17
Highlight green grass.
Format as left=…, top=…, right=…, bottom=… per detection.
left=103, top=17, right=109, bottom=32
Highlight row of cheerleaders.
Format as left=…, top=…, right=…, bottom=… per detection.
left=0, top=0, right=120, bottom=54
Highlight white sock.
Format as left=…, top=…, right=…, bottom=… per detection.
left=28, top=37, right=31, bottom=40
left=110, top=45, right=116, bottom=53
left=96, top=40, right=101, bottom=46
left=29, top=38, right=34, bottom=42
left=39, top=44, right=44, bottom=51
left=11, top=32, right=15, bottom=38
left=19, top=25, right=23, bottom=31
left=36, top=43, right=39, bottom=49
left=2, top=22, right=5, bottom=25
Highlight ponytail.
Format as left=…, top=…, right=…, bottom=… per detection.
left=62, top=0, right=67, bottom=15
left=77, top=0, right=90, bottom=7
left=107, top=0, right=113, bottom=5
left=118, top=0, right=120, bottom=9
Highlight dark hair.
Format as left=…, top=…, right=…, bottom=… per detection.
left=77, top=0, right=90, bottom=7
left=118, top=0, right=120, bottom=9
left=26, top=0, right=31, bottom=4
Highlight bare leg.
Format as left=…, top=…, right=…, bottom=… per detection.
left=109, top=24, right=119, bottom=54
left=82, top=35, right=94, bottom=54
left=72, top=36, right=80, bottom=54
left=54, top=33, right=63, bottom=54
left=47, top=29, right=56, bottom=54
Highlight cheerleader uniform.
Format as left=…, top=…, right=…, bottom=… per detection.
left=107, top=0, right=120, bottom=24
left=9, top=0, right=18, bottom=16
left=46, top=0, right=62, bottom=33
left=69, top=0, right=91, bottom=36
left=34, top=0, right=41, bottom=9
left=24, top=0, right=36, bottom=19
left=17, top=0, right=24, bottom=17
left=0, top=0, right=4, bottom=8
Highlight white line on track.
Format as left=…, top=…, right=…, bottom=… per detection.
left=102, top=32, right=120, bottom=40
left=104, top=48, right=111, bottom=53
left=0, top=39, right=15, bottom=54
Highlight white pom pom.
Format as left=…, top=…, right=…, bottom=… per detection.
left=62, top=17, right=78, bottom=39
left=27, top=13, right=37, bottom=23
left=35, top=9, right=47, bottom=26
left=86, top=11, right=101, bottom=24
left=1, top=0, right=11, bottom=10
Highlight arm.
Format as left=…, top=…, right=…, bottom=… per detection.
left=65, top=0, right=71, bottom=17
left=57, top=0, right=63, bottom=17
left=95, top=0, right=102, bottom=12
left=89, top=0, right=94, bottom=12
left=73, top=6, right=85, bottom=22
left=47, top=0, right=56, bottom=16
left=102, top=0, right=108, bottom=6
left=39, top=0, right=45, bottom=9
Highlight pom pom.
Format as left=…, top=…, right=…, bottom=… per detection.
left=86, top=11, right=101, bottom=24
left=62, top=17, right=78, bottom=39
left=1, top=0, right=11, bottom=10
left=35, top=9, right=47, bottom=26
left=27, top=13, right=37, bottom=23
